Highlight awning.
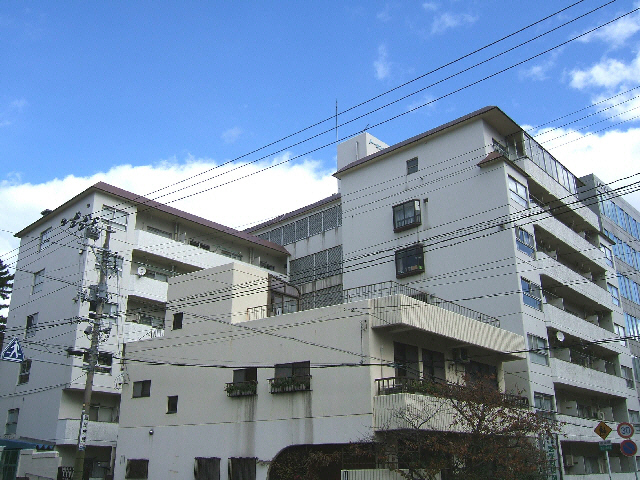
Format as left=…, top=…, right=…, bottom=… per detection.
left=0, top=438, right=55, bottom=450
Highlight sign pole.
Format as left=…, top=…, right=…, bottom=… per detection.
left=605, top=449, right=612, bottom=480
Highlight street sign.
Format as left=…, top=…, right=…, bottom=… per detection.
left=595, top=421, right=612, bottom=440
left=618, top=422, right=635, bottom=439
left=1, top=338, right=24, bottom=363
left=599, top=440, right=613, bottom=451
left=621, top=440, right=638, bottom=457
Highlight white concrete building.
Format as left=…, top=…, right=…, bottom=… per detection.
left=248, top=106, right=640, bottom=477
left=114, top=261, right=526, bottom=480
left=0, top=182, right=288, bottom=479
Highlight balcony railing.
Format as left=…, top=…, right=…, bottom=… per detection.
left=247, top=281, right=501, bottom=327
left=375, top=377, right=528, bottom=408
left=224, top=380, right=258, bottom=397
left=268, top=375, right=312, bottom=394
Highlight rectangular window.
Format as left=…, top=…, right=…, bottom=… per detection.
left=89, top=404, right=118, bottom=423
left=615, top=324, right=627, bottom=346
left=270, top=361, right=311, bottom=393
left=528, top=334, right=549, bottom=366
left=406, top=157, right=418, bottom=175
left=521, top=278, right=542, bottom=310
left=5, top=408, right=18, bottom=435
left=132, top=380, right=151, bottom=398
left=393, top=200, right=422, bottom=232
left=102, top=205, right=128, bottom=231
left=534, top=392, right=554, bottom=412
left=394, top=342, right=419, bottom=379
left=508, top=176, right=529, bottom=207
left=32, top=269, right=44, bottom=294
left=195, top=457, right=221, bottom=480
left=629, top=410, right=640, bottom=427
left=623, top=366, right=635, bottom=389
left=167, top=395, right=178, bottom=414
left=39, top=227, right=52, bottom=251
left=17, top=359, right=31, bottom=385
left=601, top=244, right=614, bottom=267
left=608, top=283, right=621, bottom=306
left=173, top=312, right=183, bottom=330
left=226, top=368, right=258, bottom=397
left=25, top=313, right=38, bottom=338
left=125, top=459, right=148, bottom=479
left=228, top=458, right=256, bottom=480
left=515, top=227, right=535, bottom=256
left=422, top=349, right=446, bottom=382
left=395, top=244, right=424, bottom=278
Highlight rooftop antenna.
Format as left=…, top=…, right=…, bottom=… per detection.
left=361, top=124, right=370, bottom=133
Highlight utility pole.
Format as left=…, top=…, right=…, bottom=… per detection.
left=69, top=223, right=112, bottom=480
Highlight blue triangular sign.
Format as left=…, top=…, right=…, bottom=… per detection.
left=1, top=338, right=25, bottom=363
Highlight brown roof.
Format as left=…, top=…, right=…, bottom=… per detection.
left=245, top=193, right=341, bottom=233
left=16, top=181, right=290, bottom=256
left=334, top=106, right=522, bottom=177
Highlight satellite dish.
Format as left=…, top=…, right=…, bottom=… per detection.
left=556, top=331, right=565, bottom=342
left=137, top=266, right=147, bottom=276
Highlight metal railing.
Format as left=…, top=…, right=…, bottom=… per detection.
left=375, top=377, right=528, bottom=407
left=246, top=281, right=501, bottom=327
left=224, top=380, right=258, bottom=397
left=268, top=375, right=312, bottom=394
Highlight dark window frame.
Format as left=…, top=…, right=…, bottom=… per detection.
left=167, top=395, right=178, bottom=414
left=125, top=459, right=149, bottom=479
left=132, top=380, right=151, bottom=398
left=406, top=157, right=418, bottom=175
left=395, top=244, right=425, bottom=278
left=393, top=200, right=422, bottom=232
left=173, top=312, right=183, bottom=330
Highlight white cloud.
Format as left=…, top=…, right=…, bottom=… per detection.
left=11, top=99, right=27, bottom=110
left=376, top=5, right=391, bottom=22
left=422, top=2, right=438, bottom=12
left=0, top=155, right=338, bottom=261
left=374, top=44, right=391, bottom=80
left=221, top=127, right=242, bottom=144
left=570, top=54, right=640, bottom=90
left=538, top=126, right=640, bottom=210
left=578, top=12, right=640, bottom=47
left=431, top=12, right=477, bottom=35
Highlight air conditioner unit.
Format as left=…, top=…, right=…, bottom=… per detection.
left=597, top=410, right=606, bottom=421
left=452, top=348, right=470, bottom=364
left=563, top=400, right=578, bottom=412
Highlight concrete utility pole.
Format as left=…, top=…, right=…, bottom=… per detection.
left=72, top=226, right=112, bottom=480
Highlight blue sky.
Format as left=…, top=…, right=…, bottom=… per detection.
left=1, top=0, right=640, bottom=257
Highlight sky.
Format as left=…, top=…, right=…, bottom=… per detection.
left=1, top=0, right=640, bottom=260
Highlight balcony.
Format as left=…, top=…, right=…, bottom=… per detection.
left=225, top=380, right=258, bottom=397
left=550, top=357, right=629, bottom=396
left=55, top=419, right=118, bottom=446
left=544, top=303, right=621, bottom=352
left=128, top=274, right=169, bottom=302
left=268, top=375, right=311, bottom=394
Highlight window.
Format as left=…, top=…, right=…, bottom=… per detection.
left=528, top=334, right=549, bottom=366
left=601, top=244, right=614, bottom=267
left=39, top=228, right=52, bottom=251
left=534, top=392, right=554, bottom=412
left=615, top=324, right=627, bottom=346
left=32, top=269, right=44, bottom=294
left=25, top=313, right=38, bottom=338
left=132, top=380, right=151, bottom=398
left=515, top=227, right=535, bottom=256
left=508, top=176, right=528, bottom=207
left=629, top=410, right=640, bottom=428
left=17, top=359, right=31, bottom=385
left=194, top=457, right=221, bottom=480
left=406, top=157, right=418, bottom=175
left=5, top=408, right=18, bottom=435
left=422, top=349, right=446, bottom=382
left=394, top=342, right=419, bottom=379
left=393, top=200, right=422, bottom=232
left=622, top=366, right=634, bottom=389
left=173, top=312, right=183, bottom=330
left=146, top=226, right=173, bottom=239
left=608, top=283, right=620, bottom=306
left=101, top=205, right=128, bottom=231
left=521, top=278, right=542, bottom=310
left=395, top=244, right=424, bottom=278
left=125, top=459, right=148, bottom=479
left=226, top=368, right=258, bottom=397
left=89, top=404, right=118, bottom=423
left=269, top=361, right=311, bottom=393
left=167, top=395, right=178, bottom=414
left=228, top=457, right=256, bottom=480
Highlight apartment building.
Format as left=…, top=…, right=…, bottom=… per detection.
left=0, top=182, right=288, bottom=479
left=114, top=261, right=526, bottom=480
left=249, top=106, right=640, bottom=477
